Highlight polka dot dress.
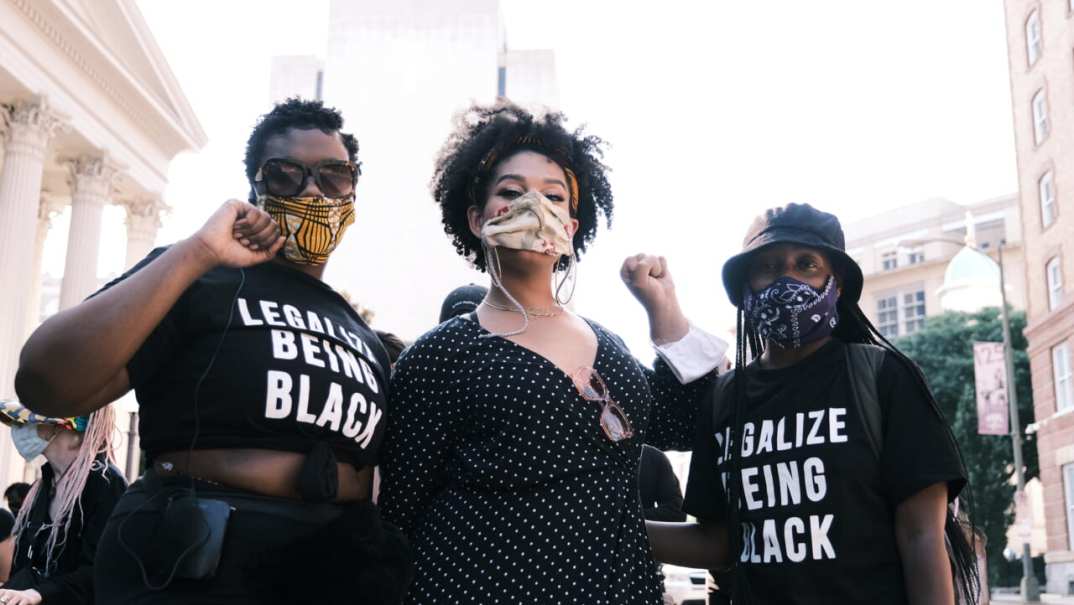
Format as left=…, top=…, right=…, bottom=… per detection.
left=380, top=316, right=715, bottom=604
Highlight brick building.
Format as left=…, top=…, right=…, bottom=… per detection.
left=1003, top=0, right=1074, bottom=594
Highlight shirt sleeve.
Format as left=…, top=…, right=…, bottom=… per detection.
left=653, top=324, right=729, bottom=385
left=876, top=353, right=967, bottom=505
left=88, top=246, right=187, bottom=388
left=378, top=335, right=461, bottom=536
left=682, top=383, right=728, bottom=522
left=641, top=355, right=719, bottom=451
left=640, top=446, right=687, bottom=522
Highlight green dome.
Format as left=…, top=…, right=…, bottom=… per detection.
left=943, top=247, right=1000, bottom=289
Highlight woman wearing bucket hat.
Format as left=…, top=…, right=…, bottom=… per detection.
left=0, top=401, right=125, bottom=605
left=646, top=203, right=980, bottom=604
left=378, top=100, right=728, bottom=604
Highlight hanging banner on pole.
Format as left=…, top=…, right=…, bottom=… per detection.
left=974, top=341, right=1010, bottom=436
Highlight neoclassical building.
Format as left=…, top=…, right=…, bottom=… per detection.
left=0, top=0, right=205, bottom=485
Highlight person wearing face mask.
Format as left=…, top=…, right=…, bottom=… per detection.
left=15, top=98, right=412, bottom=604
left=646, top=203, right=981, bottom=605
left=378, top=101, right=728, bottom=604
left=0, top=401, right=125, bottom=605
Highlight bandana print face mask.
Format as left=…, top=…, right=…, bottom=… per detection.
left=257, top=193, right=356, bottom=265
left=480, top=191, right=573, bottom=258
left=743, top=276, right=840, bottom=349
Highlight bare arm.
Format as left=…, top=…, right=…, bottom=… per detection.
left=16, top=200, right=283, bottom=417
left=895, top=482, right=954, bottom=605
left=0, top=536, right=12, bottom=583
left=620, top=254, right=690, bottom=345
left=646, top=520, right=729, bottom=570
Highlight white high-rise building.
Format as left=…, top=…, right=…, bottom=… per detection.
left=320, top=0, right=556, bottom=339
left=269, top=56, right=325, bottom=104
left=499, top=49, right=559, bottom=108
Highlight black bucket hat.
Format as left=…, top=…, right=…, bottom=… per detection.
left=721, top=203, right=863, bottom=308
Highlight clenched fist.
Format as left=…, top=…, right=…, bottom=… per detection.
left=187, top=200, right=285, bottom=269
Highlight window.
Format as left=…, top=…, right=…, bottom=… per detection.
left=1048, top=256, right=1064, bottom=310
left=1065, top=464, right=1074, bottom=551
left=878, top=296, right=899, bottom=338
left=1040, top=171, right=1057, bottom=227
left=1055, top=343, right=1074, bottom=412
left=1033, top=89, right=1050, bottom=144
left=907, top=247, right=925, bottom=265
left=903, top=290, right=927, bottom=334
left=1027, top=10, right=1042, bottom=66
left=881, top=250, right=898, bottom=271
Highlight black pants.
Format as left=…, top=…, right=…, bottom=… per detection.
left=95, top=471, right=413, bottom=605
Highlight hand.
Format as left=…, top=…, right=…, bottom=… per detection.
left=186, top=199, right=285, bottom=270
left=621, top=253, right=689, bottom=344
left=0, top=588, right=43, bottom=605
left=621, top=253, right=676, bottom=313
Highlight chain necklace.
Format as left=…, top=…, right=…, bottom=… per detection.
left=481, top=299, right=564, bottom=318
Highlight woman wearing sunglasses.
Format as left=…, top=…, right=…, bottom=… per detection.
left=16, top=99, right=412, bottom=604
left=378, top=101, right=727, bottom=604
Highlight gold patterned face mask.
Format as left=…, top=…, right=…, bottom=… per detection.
left=258, top=194, right=356, bottom=265
left=479, top=192, right=573, bottom=258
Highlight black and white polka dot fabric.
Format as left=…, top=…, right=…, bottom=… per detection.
left=380, top=316, right=716, bottom=604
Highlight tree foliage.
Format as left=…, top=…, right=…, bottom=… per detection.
left=897, top=308, right=1038, bottom=586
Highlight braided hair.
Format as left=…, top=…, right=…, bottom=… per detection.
left=723, top=265, right=981, bottom=604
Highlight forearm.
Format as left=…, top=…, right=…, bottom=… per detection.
left=646, top=520, right=728, bottom=569
left=647, top=296, right=689, bottom=345
left=16, top=239, right=214, bottom=415
left=899, top=533, right=954, bottom=605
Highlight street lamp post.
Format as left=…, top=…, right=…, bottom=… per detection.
left=996, top=242, right=1041, bottom=601
left=899, top=237, right=1039, bottom=601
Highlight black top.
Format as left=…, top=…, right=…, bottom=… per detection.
left=93, top=247, right=390, bottom=466
left=638, top=444, right=686, bottom=522
left=7, top=459, right=127, bottom=604
left=683, top=340, right=965, bottom=605
left=380, top=316, right=715, bottom=605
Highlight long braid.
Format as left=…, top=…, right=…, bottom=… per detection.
left=12, top=405, right=120, bottom=576
left=837, top=302, right=981, bottom=604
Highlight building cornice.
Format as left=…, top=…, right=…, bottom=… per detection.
left=6, top=0, right=206, bottom=158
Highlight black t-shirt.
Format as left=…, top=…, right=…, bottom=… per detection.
left=95, top=247, right=390, bottom=466
left=683, top=339, right=965, bottom=605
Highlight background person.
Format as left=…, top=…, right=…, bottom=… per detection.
left=4, top=485, right=30, bottom=519
left=0, top=402, right=125, bottom=605
left=437, top=283, right=488, bottom=324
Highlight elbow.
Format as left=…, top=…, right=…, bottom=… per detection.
left=14, top=367, right=69, bottom=417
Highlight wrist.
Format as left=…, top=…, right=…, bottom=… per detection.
left=648, top=301, right=689, bottom=345
left=177, top=236, right=220, bottom=273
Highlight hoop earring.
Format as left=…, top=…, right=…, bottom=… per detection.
left=554, top=252, right=578, bottom=306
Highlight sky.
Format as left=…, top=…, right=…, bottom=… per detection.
left=45, top=0, right=1019, bottom=356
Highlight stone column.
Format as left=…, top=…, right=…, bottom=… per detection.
left=122, top=196, right=167, bottom=269
left=26, top=194, right=66, bottom=333
left=0, top=97, right=65, bottom=399
left=57, top=155, right=116, bottom=311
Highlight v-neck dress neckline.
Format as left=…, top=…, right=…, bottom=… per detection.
left=463, top=313, right=606, bottom=387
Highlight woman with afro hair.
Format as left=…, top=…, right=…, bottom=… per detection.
left=379, top=101, right=728, bottom=604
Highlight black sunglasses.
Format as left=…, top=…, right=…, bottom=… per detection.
left=255, top=158, right=361, bottom=198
